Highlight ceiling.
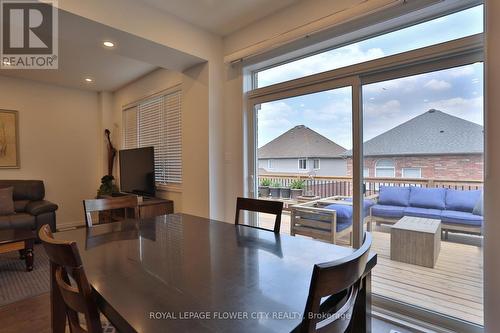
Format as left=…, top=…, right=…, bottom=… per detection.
left=0, top=9, right=205, bottom=92
left=139, top=0, right=302, bottom=36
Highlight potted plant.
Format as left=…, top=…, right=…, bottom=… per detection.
left=280, top=184, right=291, bottom=199
left=290, top=179, right=305, bottom=199
left=97, top=175, right=119, bottom=197
left=259, top=178, right=271, bottom=197
left=269, top=181, right=281, bottom=198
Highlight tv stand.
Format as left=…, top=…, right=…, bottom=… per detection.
left=104, top=193, right=174, bottom=219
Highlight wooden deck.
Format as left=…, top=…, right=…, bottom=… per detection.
left=258, top=213, right=484, bottom=326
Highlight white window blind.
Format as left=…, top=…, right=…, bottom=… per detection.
left=123, top=89, right=182, bottom=184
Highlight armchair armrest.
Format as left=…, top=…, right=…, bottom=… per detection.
left=25, top=200, right=58, bottom=216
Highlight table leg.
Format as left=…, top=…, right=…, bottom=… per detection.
left=24, top=239, right=34, bottom=271
left=50, top=261, right=67, bottom=333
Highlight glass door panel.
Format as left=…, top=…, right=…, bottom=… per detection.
left=250, top=86, right=356, bottom=241
left=362, top=63, right=484, bottom=325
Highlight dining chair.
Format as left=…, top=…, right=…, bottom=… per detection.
left=38, top=224, right=115, bottom=333
left=299, top=232, right=372, bottom=333
left=83, top=196, right=139, bottom=228
left=234, top=197, right=283, bottom=233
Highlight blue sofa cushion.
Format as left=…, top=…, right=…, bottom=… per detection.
left=441, top=210, right=483, bottom=226
left=473, top=192, right=483, bottom=216
left=404, top=207, right=442, bottom=220
left=378, top=186, right=410, bottom=207
left=445, top=189, right=481, bottom=213
left=371, top=204, right=406, bottom=218
left=337, top=217, right=352, bottom=232
left=409, top=187, right=446, bottom=210
left=325, top=199, right=375, bottom=219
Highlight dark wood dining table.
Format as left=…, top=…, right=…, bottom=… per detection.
left=52, top=213, right=377, bottom=332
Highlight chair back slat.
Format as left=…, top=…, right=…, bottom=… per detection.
left=235, top=197, right=283, bottom=233
left=83, top=196, right=139, bottom=228
left=39, top=224, right=103, bottom=333
left=301, top=233, right=372, bottom=333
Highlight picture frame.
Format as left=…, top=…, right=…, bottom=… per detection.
left=0, top=109, right=20, bottom=168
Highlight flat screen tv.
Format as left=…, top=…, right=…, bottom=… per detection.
left=119, top=147, right=155, bottom=197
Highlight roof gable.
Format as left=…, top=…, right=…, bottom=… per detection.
left=258, top=125, right=347, bottom=159
left=357, top=109, right=483, bottom=156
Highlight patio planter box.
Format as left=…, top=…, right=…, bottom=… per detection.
left=269, top=187, right=280, bottom=198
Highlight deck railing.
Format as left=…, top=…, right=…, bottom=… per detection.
left=258, top=173, right=483, bottom=198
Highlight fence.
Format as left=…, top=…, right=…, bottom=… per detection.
left=258, top=173, right=483, bottom=198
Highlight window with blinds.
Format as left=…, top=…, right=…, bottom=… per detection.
left=122, top=89, right=182, bottom=185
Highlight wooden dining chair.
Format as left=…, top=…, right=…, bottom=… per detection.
left=39, top=224, right=114, bottom=333
left=234, top=197, right=283, bottom=233
left=83, top=196, right=139, bottom=228
left=299, top=232, right=372, bottom=333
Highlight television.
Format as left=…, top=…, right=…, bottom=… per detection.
left=119, top=147, right=155, bottom=197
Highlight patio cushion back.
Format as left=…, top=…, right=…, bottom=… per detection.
left=378, top=186, right=410, bottom=207
left=409, top=186, right=446, bottom=210
left=445, top=189, right=482, bottom=213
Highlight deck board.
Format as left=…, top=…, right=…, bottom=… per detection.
left=258, top=212, right=484, bottom=326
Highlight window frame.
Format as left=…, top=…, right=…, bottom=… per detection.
left=313, top=159, right=320, bottom=170
left=402, top=167, right=422, bottom=179
left=298, top=158, right=307, bottom=170
left=267, top=159, right=276, bottom=170
left=122, top=84, right=182, bottom=190
left=375, top=159, right=396, bottom=178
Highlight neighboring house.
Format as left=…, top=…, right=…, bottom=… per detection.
left=258, top=125, right=347, bottom=176
left=345, top=109, right=484, bottom=180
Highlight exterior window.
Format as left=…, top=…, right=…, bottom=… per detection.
left=298, top=158, right=307, bottom=170
left=255, top=6, right=483, bottom=88
left=402, top=167, right=422, bottom=179
left=313, top=159, right=320, bottom=170
left=363, top=168, right=370, bottom=178
left=267, top=159, right=275, bottom=169
left=375, top=159, right=395, bottom=178
left=123, top=89, right=182, bottom=184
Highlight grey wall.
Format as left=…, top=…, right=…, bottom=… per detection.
left=259, top=158, right=347, bottom=176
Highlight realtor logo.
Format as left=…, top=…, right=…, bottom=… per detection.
left=1, top=0, right=58, bottom=69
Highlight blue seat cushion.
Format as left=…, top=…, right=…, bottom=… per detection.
left=445, top=189, right=481, bottom=213
left=337, top=217, right=352, bottom=232
left=371, top=204, right=406, bottom=218
left=325, top=199, right=375, bottom=219
left=409, top=187, right=446, bottom=210
left=404, top=207, right=442, bottom=220
left=378, top=186, right=410, bottom=207
left=441, top=210, right=483, bottom=226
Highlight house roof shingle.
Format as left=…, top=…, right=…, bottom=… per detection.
left=258, top=125, right=347, bottom=159
left=352, top=109, right=483, bottom=157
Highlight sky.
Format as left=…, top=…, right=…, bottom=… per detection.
left=256, top=5, right=484, bottom=149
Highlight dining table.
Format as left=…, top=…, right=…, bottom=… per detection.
left=51, top=213, right=377, bottom=332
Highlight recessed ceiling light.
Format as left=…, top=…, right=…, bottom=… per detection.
left=103, top=41, right=115, bottom=48
left=84, top=77, right=93, bottom=83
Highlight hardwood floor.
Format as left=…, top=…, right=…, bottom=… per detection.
left=259, top=212, right=484, bottom=326
left=0, top=293, right=51, bottom=333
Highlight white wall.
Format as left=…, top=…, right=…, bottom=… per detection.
left=0, top=75, right=100, bottom=226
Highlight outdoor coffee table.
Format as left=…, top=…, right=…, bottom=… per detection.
left=390, top=216, right=441, bottom=268
left=0, top=229, right=35, bottom=271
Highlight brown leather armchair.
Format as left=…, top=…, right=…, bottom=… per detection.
left=0, top=180, right=58, bottom=240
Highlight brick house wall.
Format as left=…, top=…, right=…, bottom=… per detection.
left=346, top=154, right=483, bottom=180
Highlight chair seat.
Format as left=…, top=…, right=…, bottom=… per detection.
left=441, top=210, right=483, bottom=226
left=404, top=207, right=442, bottom=220
left=371, top=204, right=406, bottom=218
left=0, top=213, right=36, bottom=230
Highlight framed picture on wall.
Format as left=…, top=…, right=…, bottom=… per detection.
left=0, top=110, right=19, bottom=168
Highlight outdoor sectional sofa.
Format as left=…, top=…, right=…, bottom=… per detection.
left=370, top=186, right=483, bottom=236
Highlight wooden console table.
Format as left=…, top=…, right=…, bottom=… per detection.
left=138, top=197, right=174, bottom=218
